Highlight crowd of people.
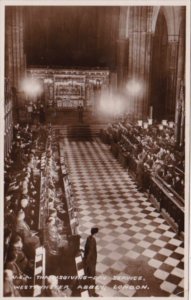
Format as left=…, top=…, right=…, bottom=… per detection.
left=40, top=130, right=70, bottom=260
left=4, top=123, right=46, bottom=296
left=4, top=124, right=74, bottom=297
left=4, top=115, right=185, bottom=296
left=101, top=120, right=184, bottom=198
left=26, top=101, right=46, bottom=124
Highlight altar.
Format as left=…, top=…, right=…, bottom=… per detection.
left=27, top=68, right=110, bottom=110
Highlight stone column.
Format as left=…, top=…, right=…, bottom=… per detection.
left=165, top=37, right=179, bottom=119
left=174, top=82, right=183, bottom=145
left=126, top=7, right=154, bottom=120
left=18, top=8, right=25, bottom=82
left=11, top=8, right=18, bottom=90
left=179, top=88, right=185, bottom=147
left=6, top=8, right=14, bottom=88
left=128, top=31, right=153, bottom=119
left=116, top=39, right=129, bottom=89
left=7, top=7, right=25, bottom=99
left=174, top=22, right=185, bottom=144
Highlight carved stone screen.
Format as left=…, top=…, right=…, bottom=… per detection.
left=27, top=68, right=110, bottom=109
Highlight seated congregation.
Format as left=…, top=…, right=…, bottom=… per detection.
left=4, top=117, right=185, bottom=296
left=4, top=123, right=78, bottom=297
left=100, top=119, right=184, bottom=234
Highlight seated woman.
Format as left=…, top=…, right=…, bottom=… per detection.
left=5, top=250, right=28, bottom=288
left=45, top=217, right=68, bottom=256
left=19, top=198, right=35, bottom=229
left=15, top=210, right=40, bottom=258
left=9, top=235, right=33, bottom=275
left=49, top=208, right=65, bottom=234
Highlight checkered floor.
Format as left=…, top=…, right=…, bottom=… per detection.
left=61, top=137, right=184, bottom=297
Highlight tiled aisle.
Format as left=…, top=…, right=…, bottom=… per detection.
left=62, top=138, right=184, bottom=297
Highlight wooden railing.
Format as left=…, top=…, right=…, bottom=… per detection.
left=150, top=175, right=184, bottom=233
left=100, top=127, right=185, bottom=234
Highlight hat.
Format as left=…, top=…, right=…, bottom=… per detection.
left=91, top=227, right=99, bottom=235
left=21, top=198, right=29, bottom=208
left=47, top=275, right=58, bottom=287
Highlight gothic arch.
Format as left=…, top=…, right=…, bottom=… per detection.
left=150, top=6, right=185, bottom=121
left=151, top=6, right=183, bottom=40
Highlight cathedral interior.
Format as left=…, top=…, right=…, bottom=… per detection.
left=4, top=5, right=187, bottom=298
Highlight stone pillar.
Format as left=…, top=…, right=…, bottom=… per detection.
left=174, top=82, right=183, bottom=144
left=126, top=7, right=153, bottom=120
left=5, top=7, right=26, bottom=122
left=174, top=81, right=185, bottom=147
left=18, top=8, right=25, bottom=83
left=166, top=38, right=179, bottom=119
left=6, top=8, right=25, bottom=96
left=5, top=8, right=14, bottom=88
left=179, top=87, right=185, bottom=147
left=12, top=8, right=18, bottom=90
left=174, top=21, right=185, bottom=144
left=128, top=31, right=153, bottom=119
left=116, top=39, right=129, bottom=89
left=5, top=6, right=26, bottom=144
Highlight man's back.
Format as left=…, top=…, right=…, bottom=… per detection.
left=84, top=235, right=97, bottom=265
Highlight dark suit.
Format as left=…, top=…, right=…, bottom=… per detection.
left=84, top=235, right=97, bottom=294
left=136, top=159, right=145, bottom=189
left=84, top=235, right=97, bottom=277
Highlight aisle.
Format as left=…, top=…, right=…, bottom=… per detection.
left=62, top=138, right=184, bottom=297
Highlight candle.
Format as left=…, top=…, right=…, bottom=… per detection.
left=138, top=120, right=143, bottom=127
left=143, top=122, right=148, bottom=129
left=149, top=106, right=153, bottom=119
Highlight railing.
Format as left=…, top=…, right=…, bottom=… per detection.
left=59, top=143, right=79, bottom=235
left=150, top=175, right=184, bottom=233
left=59, top=142, right=89, bottom=297
left=100, top=127, right=185, bottom=234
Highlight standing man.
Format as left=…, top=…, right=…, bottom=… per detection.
left=84, top=227, right=99, bottom=297
left=27, top=102, right=33, bottom=123
left=78, top=104, right=84, bottom=123
left=39, top=104, right=46, bottom=124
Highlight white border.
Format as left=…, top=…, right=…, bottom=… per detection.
left=0, top=1, right=5, bottom=299
left=0, top=0, right=189, bottom=6
left=0, top=1, right=190, bottom=300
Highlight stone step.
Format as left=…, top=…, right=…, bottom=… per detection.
left=53, top=124, right=106, bottom=137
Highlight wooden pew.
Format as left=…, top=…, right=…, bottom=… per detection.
left=33, top=246, right=46, bottom=297
left=150, top=175, right=184, bottom=233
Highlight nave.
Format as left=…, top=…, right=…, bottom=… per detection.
left=61, top=135, right=184, bottom=297
left=3, top=4, right=187, bottom=298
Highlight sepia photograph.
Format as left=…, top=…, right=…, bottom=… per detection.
left=2, top=0, right=190, bottom=298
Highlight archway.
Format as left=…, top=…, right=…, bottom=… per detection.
left=150, top=9, right=168, bottom=121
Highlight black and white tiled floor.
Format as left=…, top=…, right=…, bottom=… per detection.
left=61, top=137, right=184, bottom=297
